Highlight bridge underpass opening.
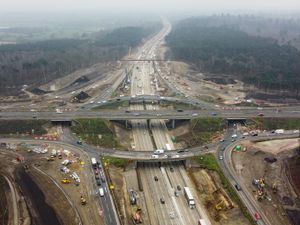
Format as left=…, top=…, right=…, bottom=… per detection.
left=51, top=120, right=72, bottom=126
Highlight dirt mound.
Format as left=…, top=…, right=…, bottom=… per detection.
left=286, top=209, right=300, bottom=225
left=30, top=88, right=51, bottom=95
left=74, top=91, right=90, bottom=101
left=70, top=76, right=90, bottom=86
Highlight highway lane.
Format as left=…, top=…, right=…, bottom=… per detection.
left=129, top=20, right=188, bottom=225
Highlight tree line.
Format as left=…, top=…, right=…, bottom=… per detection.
left=0, top=24, right=160, bottom=96
left=166, top=17, right=300, bottom=95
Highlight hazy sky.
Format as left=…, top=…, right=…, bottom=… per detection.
left=1, top=0, right=300, bottom=13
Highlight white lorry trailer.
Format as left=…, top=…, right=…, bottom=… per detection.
left=184, top=187, right=195, bottom=208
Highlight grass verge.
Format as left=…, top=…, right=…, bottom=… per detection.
left=71, top=119, right=121, bottom=148
left=177, top=117, right=225, bottom=147
left=0, top=120, right=48, bottom=135
left=254, top=118, right=300, bottom=130
left=103, top=156, right=129, bottom=168
left=194, top=153, right=256, bottom=225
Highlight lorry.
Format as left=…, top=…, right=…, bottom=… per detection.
left=91, top=157, right=97, bottom=167
left=198, top=219, right=207, bottom=225
left=154, top=149, right=164, bottom=155
left=183, top=187, right=195, bottom=209
left=165, top=143, right=171, bottom=151
left=275, top=129, right=284, bottom=134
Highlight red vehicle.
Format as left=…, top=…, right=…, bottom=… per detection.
left=95, top=169, right=99, bottom=175
left=257, top=113, right=264, bottom=117
left=254, top=212, right=261, bottom=220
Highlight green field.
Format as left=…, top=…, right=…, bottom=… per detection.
left=71, top=119, right=121, bottom=148
left=254, top=118, right=300, bottom=130
left=0, top=120, right=48, bottom=135
left=177, top=117, right=225, bottom=146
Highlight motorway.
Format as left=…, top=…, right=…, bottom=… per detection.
left=127, top=19, right=213, bottom=225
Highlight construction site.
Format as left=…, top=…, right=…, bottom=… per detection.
left=232, top=138, right=300, bottom=225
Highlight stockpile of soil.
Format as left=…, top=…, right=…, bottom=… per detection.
left=71, top=76, right=90, bottom=86
left=74, top=91, right=90, bottom=101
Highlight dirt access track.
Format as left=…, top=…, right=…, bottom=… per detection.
left=232, top=138, right=300, bottom=225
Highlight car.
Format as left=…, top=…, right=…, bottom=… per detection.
left=90, top=101, right=94, bottom=104
left=220, top=139, right=225, bottom=142
left=177, top=109, right=183, bottom=112
left=160, top=197, right=165, bottom=204
left=211, top=112, right=217, bottom=116
left=192, top=113, right=198, bottom=117
left=94, top=169, right=99, bottom=175
left=96, top=179, right=101, bottom=186
left=125, top=110, right=130, bottom=113
left=219, top=155, right=223, bottom=160
left=257, top=113, right=264, bottom=117
left=100, top=176, right=105, bottom=183
left=177, top=185, right=181, bottom=191
left=231, top=139, right=235, bottom=142
left=134, top=113, right=140, bottom=116
left=177, top=150, right=185, bottom=153
left=170, top=167, right=174, bottom=172
left=231, top=134, right=237, bottom=138
left=95, top=175, right=100, bottom=180
left=174, top=191, right=179, bottom=197
left=254, top=212, right=261, bottom=220
left=235, top=184, right=242, bottom=191
left=154, top=176, right=158, bottom=181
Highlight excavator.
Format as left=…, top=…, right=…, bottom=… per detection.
left=215, top=200, right=227, bottom=211
left=80, top=196, right=87, bottom=205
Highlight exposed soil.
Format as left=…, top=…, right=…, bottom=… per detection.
left=14, top=167, right=62, bottom=225
left=232, top=139, right=300, bottom=225
left=203, top=77, right=237, bottom=85
left=188, top=168, right=250, bottom=225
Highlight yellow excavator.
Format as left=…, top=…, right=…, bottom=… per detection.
left=215, top=200, right=227, bottom=211
left=80, top=196, right=87, bottom=205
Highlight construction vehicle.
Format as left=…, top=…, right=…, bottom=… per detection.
left=215, top=200, right=228, bottom=211
left=132, top=206, right=142, bottom=224
left=61, top=178, right=71, bottom=184
left=80, top=196, right=87, bottom=205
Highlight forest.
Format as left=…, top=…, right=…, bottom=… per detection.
left=166, top=16, right=300, bottom=95
left=0, top=24, right=159, bottom=96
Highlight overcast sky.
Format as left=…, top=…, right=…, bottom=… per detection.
left=1, top=0, right=300, bottom=13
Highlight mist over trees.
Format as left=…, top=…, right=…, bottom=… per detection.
left=0, top=23, right=160, bottom=96
left=166, top=16, right=300, bottom=95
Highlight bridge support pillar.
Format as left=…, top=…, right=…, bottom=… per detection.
left=171, top=119, right=176, bottom=129
left=125, top=120, right=129, bottom=129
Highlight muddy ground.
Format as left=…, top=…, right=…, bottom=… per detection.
left=188, top=167, right=251, bottom=225
left=232, top=139, right=300, bottom=225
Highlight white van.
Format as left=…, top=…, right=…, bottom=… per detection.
left=99, top=187, right=104, bottom=197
